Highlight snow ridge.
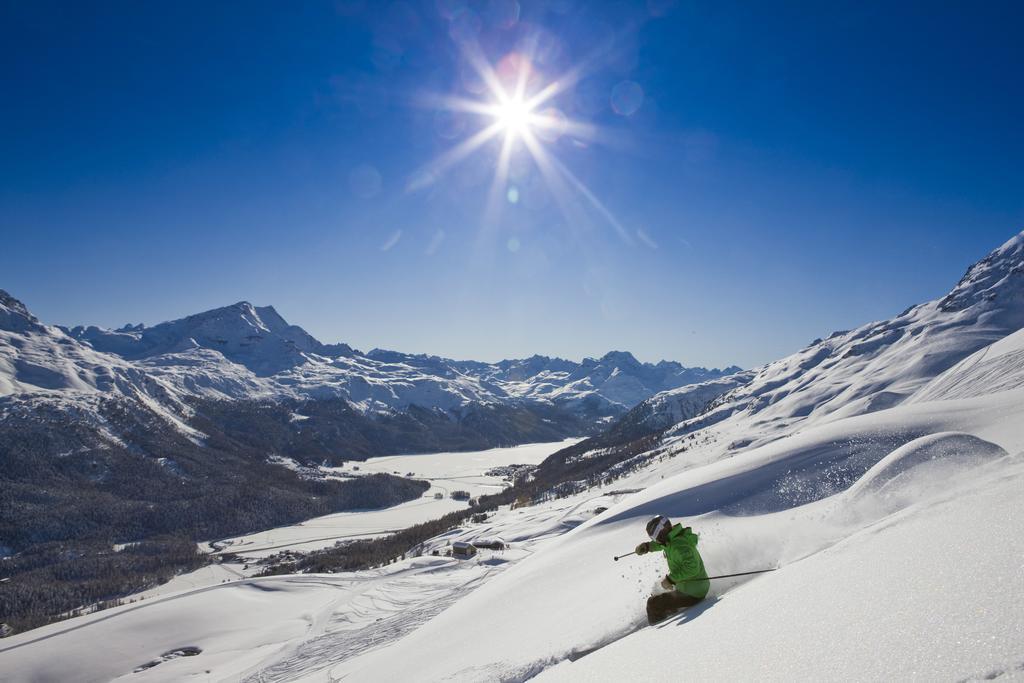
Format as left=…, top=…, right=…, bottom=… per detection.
left=939, top=231, right=1024, bottom=313
left=646, top=230, right=1024, bottom=447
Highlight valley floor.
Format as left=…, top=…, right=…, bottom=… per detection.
left=209, top=439, right=580, bottom=560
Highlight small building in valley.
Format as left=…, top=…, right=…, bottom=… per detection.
left=451, top=541, right=477, bottom=559
left=473, top=537, right=506, bottom=551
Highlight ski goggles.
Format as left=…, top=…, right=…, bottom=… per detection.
left=648, top=517, right=671, bottom=541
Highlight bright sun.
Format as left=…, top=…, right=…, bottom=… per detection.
left=410, top=48, right=627, bottom=242
left=492, top=96, right=535, bottom=137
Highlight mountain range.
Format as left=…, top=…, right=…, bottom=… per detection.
left=1, top=289, right=739, bottom=459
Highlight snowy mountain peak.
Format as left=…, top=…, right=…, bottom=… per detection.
left=597, top=350, right=641, bottom=368
left=63, top=300, right=326, bottom=376
left=252, top=304, right=289, bottom=330
left=0, top=290, right=40, bottom=332
left=184, top=300, right=268, bottom=332
left=939, top=229, right=1024, bottom=314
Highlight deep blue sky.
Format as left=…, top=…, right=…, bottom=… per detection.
left=3, top=1, right=1022, bottom=368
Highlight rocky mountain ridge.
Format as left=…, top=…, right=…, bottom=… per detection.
left=0, top=294, right=741, bottom=421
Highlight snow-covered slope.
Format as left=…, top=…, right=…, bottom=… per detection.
left=5, top=383, right=1021, bottom=682
left=308, top=385, right=1023, bottom=682
left=1, top=290, right=143, bottom=397
left=540, top=443, right=1024, bottom=681
left=910, top=325, right=1024, bottom=403
left=612, top=370, right=756, bottom=436
left=0, top=290, right=196, bottom=438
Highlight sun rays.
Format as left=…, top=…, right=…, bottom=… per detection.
left=407, top=41, right=627, bottom=246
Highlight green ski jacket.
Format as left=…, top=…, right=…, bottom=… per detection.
left=649, top=524, right=709, bottom=599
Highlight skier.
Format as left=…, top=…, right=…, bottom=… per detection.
left=634, top=515, right=710, bottom=624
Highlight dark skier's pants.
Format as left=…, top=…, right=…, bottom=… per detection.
left=647, top=591, right=703, bottom=624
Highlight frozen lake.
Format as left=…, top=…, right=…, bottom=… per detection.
left=209, top=438, right=581, bottom=559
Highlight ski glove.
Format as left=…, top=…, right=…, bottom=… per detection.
left=661, top=575, right=676, bottom=591
left=635, top=542, right=651, bottom=555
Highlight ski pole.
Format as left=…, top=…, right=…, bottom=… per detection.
left=612, top=551, right=777, bottom=578
left=680, top=568, right=777, bottom=582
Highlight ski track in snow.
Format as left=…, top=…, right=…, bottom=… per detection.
left=241, top=562, right=503, bottom=682
left=958, top=659, right=1024, bottom=682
